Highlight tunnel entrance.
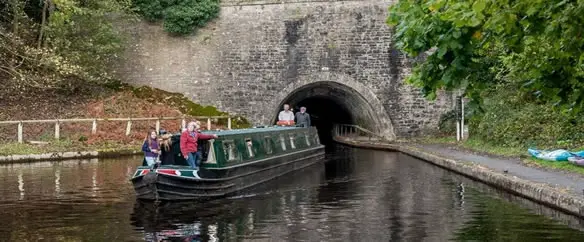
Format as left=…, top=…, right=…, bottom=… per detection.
left=272, top=81, right=387, bottom=147
left=294, top=96, right=352, bottom=146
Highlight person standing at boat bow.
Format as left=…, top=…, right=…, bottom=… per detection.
left=180, top=121, right=218, bottom=170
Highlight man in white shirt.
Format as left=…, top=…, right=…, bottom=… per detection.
left=278, top=104, right=295, bottom=121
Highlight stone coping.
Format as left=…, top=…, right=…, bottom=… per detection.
left=334, top=137, right=584, bottom=219
left=0, top=150, right=141, bottom=164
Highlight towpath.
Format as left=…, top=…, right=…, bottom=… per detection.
left=413, top=143, right=584, bottom=198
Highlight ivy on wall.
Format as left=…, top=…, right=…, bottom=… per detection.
left=132, top=0, right=221, bottom=35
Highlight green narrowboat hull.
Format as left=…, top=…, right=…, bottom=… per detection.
left=131, top=126, right=325, bottom=201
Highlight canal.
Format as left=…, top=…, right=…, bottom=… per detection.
left=1, top=146, right=584, bottom=241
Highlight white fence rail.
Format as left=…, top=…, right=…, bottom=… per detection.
left=332, top=124, right=387, bottom=142
left=0, top=116, right=234, bottom=143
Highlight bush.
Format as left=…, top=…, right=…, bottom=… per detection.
left=469, top=88, right=584, bottom=149
left=133, top=0, right=220, bottom=35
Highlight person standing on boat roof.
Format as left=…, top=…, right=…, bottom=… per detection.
left=295, top=106, right=311, bottom=127
left=142, top=130, right=160, bottom=166
left=278, top=104, right=294, bottom=121
left=180, top=121, right=218, bottom=169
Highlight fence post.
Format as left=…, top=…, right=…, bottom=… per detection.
left=155, top=118, right=160, bottom=133
left=55, top=120, right=60, bottom=140
left=91, top=119, right=97, bottom=135
left=18, top=122, right=23, bottom=143
left=181, top=118, right=186, bottom=131
left=227, top=117, right=232, bottom=130
left=207, top=118, right=211, bottom=130
left=126, top=119, right=132, bottom=136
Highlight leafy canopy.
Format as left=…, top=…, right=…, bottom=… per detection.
left=132, top=0, right=220, bottom=35
left=0, top=0, right=132, bottom=91
left=387, top=0, right=584, bottom=113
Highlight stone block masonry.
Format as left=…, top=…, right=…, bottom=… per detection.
left=116, top=0, right=455, bottom=138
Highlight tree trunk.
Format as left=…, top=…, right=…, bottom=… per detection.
left=44, top=0, right=54, bottom=49
left=11, top=0, right=19, bottom=34
left=38, top=0, right=49, bottom=49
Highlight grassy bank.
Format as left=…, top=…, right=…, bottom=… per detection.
left=0, top=140, right=139, bottom=156
left=417, top=136, right=584, bottom=176
left=0, top=85, right=251, bottom=156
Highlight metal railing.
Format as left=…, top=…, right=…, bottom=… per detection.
left=332, top=124, right=386, bottom=142
left=0, top=116, right=235, bottom=143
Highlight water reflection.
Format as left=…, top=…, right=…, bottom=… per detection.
left=130, top=147, right=584, bottom=241
left=0, top=147, right=583, bottom=241
left=131, top=161, right=326, bottom=241
left=55, top=166, right=61, bottom=198
left=18, top=169, right=24, bottom=200
left=0, top=158, right=131, bottom=202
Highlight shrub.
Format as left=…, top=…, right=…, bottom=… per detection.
left=469, top=88, right=584, bottom=149
left=133, top=0, right=220, bottom=35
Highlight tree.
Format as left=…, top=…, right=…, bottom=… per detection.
left=387, top=0, right=584, bottom=113
left=0, top=0, right=132, bottom=92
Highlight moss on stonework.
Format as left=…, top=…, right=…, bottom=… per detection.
left=131, top=86, right=251, bottom=128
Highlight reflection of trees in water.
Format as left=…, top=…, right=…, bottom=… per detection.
left=452, top=190, right=584, bottom=241
left=132, top=162, right=327, bottom=241
left=0, top=157, right=137, bottom=202
left=2, top=150, right=583, bottom=241
left=130, top=148, right=477, bottom=241
left=0, top=157, right=141, bottom=241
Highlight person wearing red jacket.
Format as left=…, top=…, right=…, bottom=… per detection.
left=180, top=121, right=218, bottom=169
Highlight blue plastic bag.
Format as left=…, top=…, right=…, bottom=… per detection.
left=527, top=148, right=573, bottom=161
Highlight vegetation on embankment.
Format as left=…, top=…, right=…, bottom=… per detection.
left=132, top=0, right=221, bottom=35
left=0, top=85, right=251, bottom=155
left=388, top=1, right=584, bottom=152
left=0, top=140, right=138, bottom=156
left=0, top=1, right=249, bottom=156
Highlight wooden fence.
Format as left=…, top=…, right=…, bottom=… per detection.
left=0, top=116, right=233, bottom=143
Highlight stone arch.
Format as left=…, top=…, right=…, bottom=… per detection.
left=271, top=72, right=396, bottom=141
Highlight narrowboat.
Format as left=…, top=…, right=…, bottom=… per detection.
left=131, top=126, right=325, bottom=201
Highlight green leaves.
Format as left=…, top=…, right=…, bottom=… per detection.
left=387, top=0, right=584, bottom=115
left=472, top=0, right=486, bottom=14
left=132, top=0, right=220, bottom=35
left=46, top=0, right=129, bottom=82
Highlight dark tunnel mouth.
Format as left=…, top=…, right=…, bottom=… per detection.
left=272, top=82, right=380, bottom=147
left=295, top=96, right=353, bottom=147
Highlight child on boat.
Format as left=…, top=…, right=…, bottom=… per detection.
left=142, top=130, right=160, bottom=166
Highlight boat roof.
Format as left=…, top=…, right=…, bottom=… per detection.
left=198, top=126, right=306, bottom=135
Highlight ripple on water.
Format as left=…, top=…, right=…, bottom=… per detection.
left=1, top=149, right=584, bottom=241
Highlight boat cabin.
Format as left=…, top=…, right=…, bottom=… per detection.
left=141, top=126, right=321, bottom=169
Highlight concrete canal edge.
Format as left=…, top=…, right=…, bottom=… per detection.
left=0, top=150, right=141, bottom=164
left=334, top=137, right=584, bottom=219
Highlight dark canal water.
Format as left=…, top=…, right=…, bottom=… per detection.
left=1, top=146, right=584, bottom=241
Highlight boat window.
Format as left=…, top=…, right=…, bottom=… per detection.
left=304, top=132, right=311, bottom=146
left=245, top=138, right=254, bottom=157
left=264, top=136, right=273, bottom=154
left=223, top=141, right=237, bottom=161
left=289, top=134, right=296, bottom=149
left=280, top=135, right=286, bottom=151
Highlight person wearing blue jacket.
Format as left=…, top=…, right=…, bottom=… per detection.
left=142, top=130, right=160, bottom=166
